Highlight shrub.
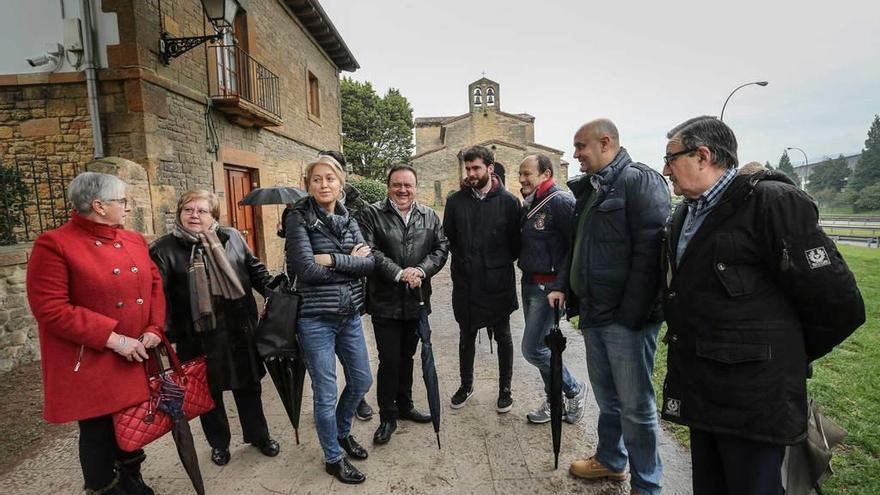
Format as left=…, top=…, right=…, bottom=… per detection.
left=0, top=165, right=28, bottom=245
left=348, top=177, right=386, bottom=204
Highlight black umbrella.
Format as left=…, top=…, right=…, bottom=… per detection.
left=544, top=301, right=567, bottom=469
left=254, top=273, right=306, bottom=444
left=416, top=287, right=442, bottom=449
left=156, top=375, right=206, bottom=495
left=239, top=186, right=306, bottom=206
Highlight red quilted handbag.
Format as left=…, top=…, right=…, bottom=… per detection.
left=112, top=335, right=215, bottom=452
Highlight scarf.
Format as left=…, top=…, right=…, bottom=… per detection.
left=173, top=220, right=246, bottom=332
left=311, top=197, right=351, bottom=240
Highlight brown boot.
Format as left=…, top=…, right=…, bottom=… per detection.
left=569, top=456, right=628, bottom=481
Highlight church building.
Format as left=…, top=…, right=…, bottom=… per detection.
left=411, top=78, right=568, bottom=205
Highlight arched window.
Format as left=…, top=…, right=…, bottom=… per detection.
left=473, top=88, right=482, bottom=105
left=486, top=87, right=495, bottom=106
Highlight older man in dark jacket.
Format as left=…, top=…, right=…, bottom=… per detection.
left=660, top=116, right=864, bottom=495
left=562, top=119, right=670, bottom=495
left=444, top=145, right=521, bottom=413
left=358, top=165, right=449, bottom=445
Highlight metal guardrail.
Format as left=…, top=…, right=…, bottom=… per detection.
left=208, top=44, right=281, bottom=120
left=0, top=161, right=80, bottom=245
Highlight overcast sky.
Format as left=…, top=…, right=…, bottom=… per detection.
left=319, top=0, right=880, bottom=176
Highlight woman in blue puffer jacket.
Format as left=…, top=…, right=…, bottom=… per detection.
left=284, top=155, right=374, bottom=484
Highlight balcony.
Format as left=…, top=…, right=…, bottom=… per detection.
left=208, top=44, right=282, bottom=128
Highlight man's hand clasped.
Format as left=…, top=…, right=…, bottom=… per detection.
left=400, top=267, right=424, bottom=289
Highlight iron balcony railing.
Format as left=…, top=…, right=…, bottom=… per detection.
left=208, top=44, right=282, bottom=121
left=0, top=160, right=81, bottom=245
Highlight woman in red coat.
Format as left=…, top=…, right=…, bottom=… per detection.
left=26, top=171, right=165, bottom=495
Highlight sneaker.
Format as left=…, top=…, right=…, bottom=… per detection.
left=564, top=382, right=587, bottom=424
left=526, top=400, right=552, bottom=424
left=569, top=456, right=628, bottom=481
left=356, top=399, right=373, bottom=421
left=496, top=388, right=513, bottom=413
left=450, top=386, right=474, bottom=409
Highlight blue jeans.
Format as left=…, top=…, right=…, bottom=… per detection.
left=584, top=321, right=662, bottom=495
left=299, top=314, right=373, bottom=463
left=521, top=281, right=579, bottom=397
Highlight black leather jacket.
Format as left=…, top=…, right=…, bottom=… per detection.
left=284, top=197, right=374, bottom=318
left=150, top=226, right=271, bottom=392
left=358, top=199, right=449, bottom=320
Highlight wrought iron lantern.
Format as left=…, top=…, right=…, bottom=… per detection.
left=159, top=0, right=240, bottom=65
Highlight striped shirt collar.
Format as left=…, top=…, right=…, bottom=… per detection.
left=683, top=167, right=736, bottom=216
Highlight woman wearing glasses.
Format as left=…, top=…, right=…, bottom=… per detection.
left=149, top=190, right=280, bottom=467
left=26, top=172, right=164, bottom=494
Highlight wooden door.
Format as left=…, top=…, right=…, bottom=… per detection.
left=224, top=166, right=259, bottom=255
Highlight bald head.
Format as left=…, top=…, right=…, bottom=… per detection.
left=573, top=118, right=622, bottom=174
left=578, top=118, right=620, bottom=145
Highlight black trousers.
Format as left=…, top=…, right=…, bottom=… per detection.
left=78, top=415, right=144, bottom=490
left=372, top=316, right=421, bottom=421
left=690, top=428, right=785, bottom=495
left=459, top=318, right=513, bottom=390
left=200, top=383, right=270, bottom=450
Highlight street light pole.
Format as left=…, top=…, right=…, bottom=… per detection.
left=786, top=146, right=809, bottom=189
left=720, top=81, right=769, bottom=121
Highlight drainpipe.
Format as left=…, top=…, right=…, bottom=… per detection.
left=80, top=0, right=104, bottom=158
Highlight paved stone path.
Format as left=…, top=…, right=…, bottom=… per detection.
left=0, top=268, right=692, bottom=494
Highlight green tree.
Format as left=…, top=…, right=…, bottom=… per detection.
left=853, top=183, right=880, bottom=212
left=340, top=78, right=414, bottom=180
left=849, top=114, right=880, bottom=191
left=0, top=165, right=29, bottom=245
left=777, top=150, right=797, bottom=181
left=808, top=155, right=850, bottom=194
left=765, top=160, right=774, bottom=171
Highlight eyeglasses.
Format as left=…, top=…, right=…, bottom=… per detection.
left=104, top=198, right=128, bottom=207
left=663, top=148, right=698, bottom=167
left=181, top=207, right=212, bottom=217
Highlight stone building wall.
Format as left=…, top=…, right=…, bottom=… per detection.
left=0, top=247, right=35, bottom=372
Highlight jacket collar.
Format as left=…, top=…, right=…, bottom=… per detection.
left=535, top=179, right=557, bottom=200
left=592, top=148, right=632, bottom=191
left=70, top=210, right=121, bottom=240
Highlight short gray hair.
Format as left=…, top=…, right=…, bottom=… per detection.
left=666, top=116, right=738, bottom=169
left=68, top=171, right=128, bottom=214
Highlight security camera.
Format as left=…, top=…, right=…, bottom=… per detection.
left=26, top=54, right=53, bottom=67
left=25, top=43, right=64, bottom=70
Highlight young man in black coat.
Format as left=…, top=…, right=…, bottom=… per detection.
left=660, top=116, right=864, bottom=494
left=443, top=145, right=521, bottom=412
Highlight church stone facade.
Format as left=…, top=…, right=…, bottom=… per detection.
left=411, top=78, right=568, bottom=206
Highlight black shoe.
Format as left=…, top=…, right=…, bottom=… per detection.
left=399, top=407, right=433, bottom=423
left=338, top=435, right=369, bottom=460
left=325, top=457, right=366, bottom=484
left=356, top=399, right=373, bottom=421
left=255, top=438, right=280, bottom=457
left=210, top=448, right=230, bottom=466
left=497, top=387, right=513, bottom=413
left=373, top=420, right=397, bottom=444
left=116, top=454, right=155, bottom=495
left=450, top=385, right=474, bottom=409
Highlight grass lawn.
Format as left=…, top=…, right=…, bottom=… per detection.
left=653, top=244, right=879, bottom=493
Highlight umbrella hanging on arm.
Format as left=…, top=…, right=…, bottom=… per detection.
left=254, top=272, right=307, bottom=444
left=416, top=286, right=442, bottom=449
left=544, top=300, right=567, bottom=469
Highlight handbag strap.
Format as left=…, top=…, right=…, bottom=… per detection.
left=142, top=331, right=185, bottom=379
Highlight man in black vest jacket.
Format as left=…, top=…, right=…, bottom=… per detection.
left=660, top=116, right=864, bottom=494
left=562, top=119, right=669, bottom=495
left=444, top=145, right=521, bottom=413
left=358, top=165, right=449, bottom=445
